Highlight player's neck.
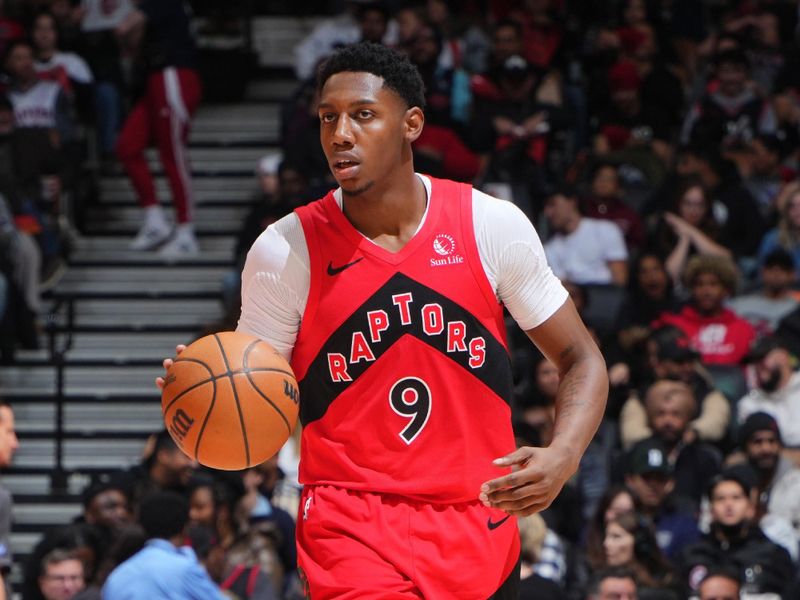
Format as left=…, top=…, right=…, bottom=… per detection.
left=342, top=169, right=427, bottom=250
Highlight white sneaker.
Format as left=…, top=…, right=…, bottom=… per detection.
left=158, top=230, right=200, bottom=260
left=129, top=221, right=172, bottom=250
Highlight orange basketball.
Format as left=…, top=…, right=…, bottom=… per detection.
left=161, top=331, right=299, bottom=470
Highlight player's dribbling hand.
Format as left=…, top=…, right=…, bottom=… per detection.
left=479, top=445, right=579, bottom=517
left=155, top=344, right=187, bottom=390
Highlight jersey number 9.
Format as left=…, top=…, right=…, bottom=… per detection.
left=389, top=377, right=432, bottom=445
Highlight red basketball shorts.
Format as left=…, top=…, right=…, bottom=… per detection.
left=296, top=485, right=520, bottom=599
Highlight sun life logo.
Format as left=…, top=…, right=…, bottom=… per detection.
left=433, top=234, right=455, bottom=256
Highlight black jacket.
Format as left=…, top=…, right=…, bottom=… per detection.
left=678, top=523, right=793, bottom=597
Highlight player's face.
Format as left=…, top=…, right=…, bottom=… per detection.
left=0, top=407, right=19, bottom=468
left=319, top=72, right=421, bottom=198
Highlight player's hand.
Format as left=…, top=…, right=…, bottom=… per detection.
left=155, top=344, right=186, bottom=390
left=479, top=446, right=579, bottom=517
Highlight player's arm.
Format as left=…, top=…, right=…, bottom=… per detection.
left=480, top=301, right=607, bottom=516
left=472, top=193, right=607, bottom=516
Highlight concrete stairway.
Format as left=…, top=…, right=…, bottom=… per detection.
left=0, top=74, right=296, bottom=584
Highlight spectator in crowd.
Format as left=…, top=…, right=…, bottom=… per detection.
left=739, top=412, right=800, bottom=543
left=657, top=255, right=756, bottom=366
left=600, top=512, right=677, bottom=598
left=593, top=60, right=673, bottom=179
left=674, top=145, right=765, bottom=259
left=581, top=162, right=645, bottom=250
left=76, top=0, right=129, bottom=162
left=509, top=0, right=563, bottom=71
left=4, top=38, right=72, bottom=147
left=517, top=513, right=563, bottom=600
left=72, top=525, right=146, bottom=600
left=728, top=249, right=798, bottom=336
left=678, top=469, right=793, bottom=598
left=621, top=327, right=730, bottom=448
left=696, top=569, right=740, bottom=600
left=543, top=187, right=629, bottom=285
left=738, top=337, right=800, bottom=451
left=120, top=430, right=195, bottom=510
left=102, top=492, right=225, bottom=600
left=470, top=52, right=567, bottom=213
left=23, top=523, right=103, bottom=600
left=586, top=486, right=640, bottom=564
left=740, top=134, right=791, bottom=220
left=38, top=550, right=85, bottom=600
left=81, top=478, right=132, bottom=533
left=0, top=401, right=17, bottom=598
left=586, top=566, right=639, bottom=600
left=618, top=254, right=679, bottom=338
left=31, top=11, right=93, bottom=110
left=292, top=2, right=395, bottom=82
left=407, top=21, right=471, bottom=130
left=187, top=473, right=243, bottom=551
left=623, top=438, right=700, bottom=561
left=650, top=177, right=731, bottom=287
left=0, top=89, right=65, bottom=293
left=635, top=381, right=721, bottom=505
left=0, top=1, right=23, bottom=58
left=757, top=183, right=800, bottom=271
left=114, top=0, right=202, bottom=257
left=681, top=49, right=776, bottom=149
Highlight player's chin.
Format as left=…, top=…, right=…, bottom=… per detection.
left=340, top=179, right=375, bottom=197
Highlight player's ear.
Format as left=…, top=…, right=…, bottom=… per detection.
left=403, top=106, right=424, bottom=143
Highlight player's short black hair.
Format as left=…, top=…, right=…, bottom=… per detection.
left=317, top=42, right=426, bottom=110
left=139, top=491, right=189, bottom=540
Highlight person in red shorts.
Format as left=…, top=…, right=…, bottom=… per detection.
left=160, top=43, right=608, bottom=599
left=115, top=0, right=202, bottom=258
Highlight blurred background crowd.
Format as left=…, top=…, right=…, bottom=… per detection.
left=3, top=0, right=800, bottom=599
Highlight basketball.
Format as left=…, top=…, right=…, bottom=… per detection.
left=161, top=331, right=299, bottom=470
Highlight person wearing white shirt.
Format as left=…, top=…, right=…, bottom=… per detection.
left=542, top=189, right=629, bottom=286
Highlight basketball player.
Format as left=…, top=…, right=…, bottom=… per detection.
left=160, top=43, right=608, bottom=599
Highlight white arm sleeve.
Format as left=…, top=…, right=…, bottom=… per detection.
left=236, top=213, right=309, bottom=362
left=472, top=189, right=568, bottom=330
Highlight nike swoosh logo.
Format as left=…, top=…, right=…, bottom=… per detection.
left=327, top=257, right=364, bottom=276
left=487, top=515, right=511, bottom=531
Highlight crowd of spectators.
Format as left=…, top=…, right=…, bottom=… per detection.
left=274, top=0, right=800, bottom=598
left=9, top=0, right=800, bottom=598
left=0, top=0, right=140, bottom=363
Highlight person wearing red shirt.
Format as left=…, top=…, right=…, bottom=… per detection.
left=656, top=255, right=755, bottom=366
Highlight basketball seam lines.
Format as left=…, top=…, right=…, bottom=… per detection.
left=163, top=358, right=215, bottom=413
left=194, top=367, right=218, bottom=461
left=243, top=341, right=292, bottom=436
left=165, top=366, right=295, bottom=407
left=215, top=334, right=251, bottom=468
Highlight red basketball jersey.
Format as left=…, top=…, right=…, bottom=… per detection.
left=292, top=177, right=516, bottom=503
